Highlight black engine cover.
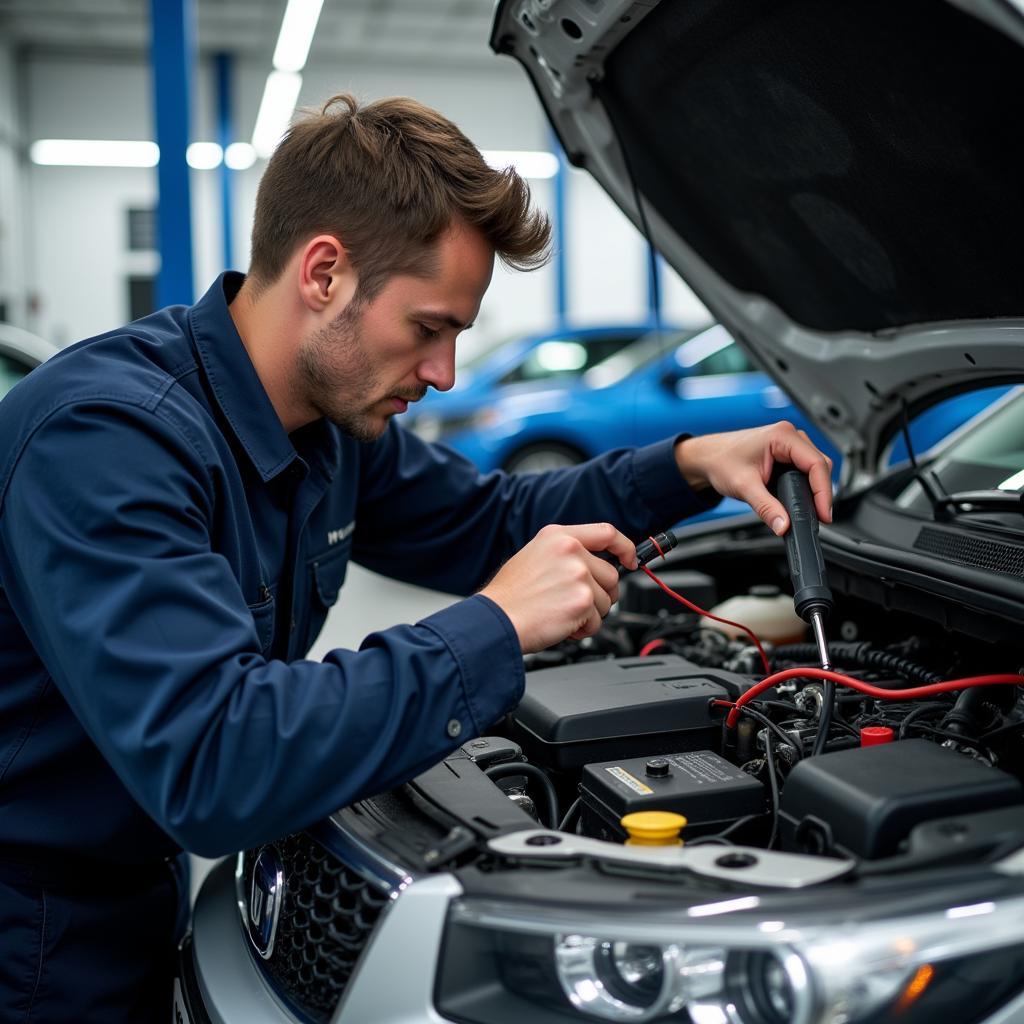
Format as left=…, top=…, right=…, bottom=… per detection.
left=509, top=655, right=749, bottom=771
left=779, top=739, right=1024, bottom=859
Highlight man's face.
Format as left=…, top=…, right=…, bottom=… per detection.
left=295, top=222, right=493, bottom=441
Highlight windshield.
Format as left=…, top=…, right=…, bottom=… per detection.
left=583, top=324, right=712, bottom=389
left=895, top=388, right=1024, bottom=510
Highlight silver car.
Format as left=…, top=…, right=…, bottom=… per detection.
left=178, top=1, right=1024, bottom=1021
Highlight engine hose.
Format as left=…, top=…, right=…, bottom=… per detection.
left=943, top=687, right=989, bottom=735
left=559, top=796, right=583, bottom=833
left=484, top=763, right=559, bottom=830
left=898, top=701, right=953, bottom=739
left=811, top=680, right=834, bottom=757
left=773, top=641, right=943, bottom=685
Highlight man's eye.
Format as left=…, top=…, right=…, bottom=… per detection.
left=417, top=323, right=441, bottom=340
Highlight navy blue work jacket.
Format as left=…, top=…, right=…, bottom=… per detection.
left=0, top=273, right=712, bottom=864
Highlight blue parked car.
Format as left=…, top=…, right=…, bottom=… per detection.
left=405, top=322, right=1006, bottom=501
left=420, top=321, right=667, bottom=409
left=406, top=324, right=826, bottom=476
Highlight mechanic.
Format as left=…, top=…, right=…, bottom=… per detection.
left=0, top=93, right=833, bottom=1021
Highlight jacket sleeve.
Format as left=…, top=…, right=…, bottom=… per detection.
left=351, top=420, right=721, bottom=594
left=0, top=401, right=524, bottom=857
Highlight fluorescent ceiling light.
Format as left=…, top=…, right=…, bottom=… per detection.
left=252, top=70, right=303, bottom=159
left=186, top=142, right=223, bottom=170
left=481, top=149, right=559, bottom=180
left=273, top=0, right=324, bottom=72
left=224, top=142, right=257, bottom=170
left=30, top=139, right=159, bottom=167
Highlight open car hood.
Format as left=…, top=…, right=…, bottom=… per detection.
left=490, top=0, right=1024, bottom=481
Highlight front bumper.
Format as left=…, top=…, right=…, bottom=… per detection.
left=181, top=856, right=463, bottom=1023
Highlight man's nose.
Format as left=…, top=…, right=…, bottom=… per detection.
left=418, top=340, right=457, bottom=392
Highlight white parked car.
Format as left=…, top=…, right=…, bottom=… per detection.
left=0, top=323, right=58, bottom=398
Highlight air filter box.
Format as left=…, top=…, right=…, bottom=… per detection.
left=509, top=655, right=749, bottom=771
left=581, top=749, right=767, bottom=842
left=779, top=739, right=1024, bottom=859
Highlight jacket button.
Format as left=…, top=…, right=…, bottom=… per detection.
left=446, top=719, right=462, bottom=738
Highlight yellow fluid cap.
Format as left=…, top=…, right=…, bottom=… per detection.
left=621, top=811, right=687, bottom=846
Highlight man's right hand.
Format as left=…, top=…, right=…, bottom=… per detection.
left=480, top=523, right=638, bottom=653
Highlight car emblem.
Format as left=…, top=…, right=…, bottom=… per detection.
left=246, top=846, right=284, bottom=960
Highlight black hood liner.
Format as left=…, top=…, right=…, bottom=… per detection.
left=598, top=0, right=1024, bottom=333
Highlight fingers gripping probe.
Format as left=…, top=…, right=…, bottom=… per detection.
left=617, top=530, right=679, bottom=578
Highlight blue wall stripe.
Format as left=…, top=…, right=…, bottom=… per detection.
left=150, top=0, right=196, bottom=307
left=551, top=132, right=568, bottom=326
left=215, top=52, right=234, bottom=270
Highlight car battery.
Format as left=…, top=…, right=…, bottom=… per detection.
left=509, top=655, right=750, bottom=772
left=581, top=749, right=768, bottom=842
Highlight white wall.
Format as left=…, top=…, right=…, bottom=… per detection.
left=15, top=49, right=706, bottom=352
left=0, top=43, right=28, bottom=327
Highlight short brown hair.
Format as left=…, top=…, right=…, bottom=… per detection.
left=248, top=93, right=551, bottom=298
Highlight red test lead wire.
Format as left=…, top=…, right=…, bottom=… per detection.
left=631, top=559, right=1024, bottom=730
left=723, top=667, right=1024, bottom=728
left=640, top=565, right=772, bottom=675
left=638, top=638, right=668, bottom=657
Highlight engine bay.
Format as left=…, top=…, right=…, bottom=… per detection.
left=458, top=522, right=1024, bottom=874
left=255, top=518, right=1024, bottom=1024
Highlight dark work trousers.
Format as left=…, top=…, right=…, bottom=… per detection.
left=0, top=851, right=190, bottom=1022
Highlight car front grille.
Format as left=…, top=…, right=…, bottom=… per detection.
left=913, top=526, right=1024, bottom=579
left=241, top=831, right=391, bottom=1023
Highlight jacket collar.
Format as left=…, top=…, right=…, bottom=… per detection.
left=188, top=272, right=305, bottom=483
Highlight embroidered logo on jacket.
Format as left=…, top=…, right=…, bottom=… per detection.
left=327, top=520, right=356, bottom=546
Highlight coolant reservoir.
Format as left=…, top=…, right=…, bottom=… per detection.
left=621, top=811, right=687, bottom=846
left=706, top=585, right=806, bottom=644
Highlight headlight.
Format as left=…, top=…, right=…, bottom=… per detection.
left=435, top=889, right=1024, bottom=1024
left=553, top=936, right=690, bottom=1021
left=551, top=938, right=809, bottom=1023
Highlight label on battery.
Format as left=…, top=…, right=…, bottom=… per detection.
left=605, top=766, right=653, bottom=794
left=667, top=751, right=746, bottom=785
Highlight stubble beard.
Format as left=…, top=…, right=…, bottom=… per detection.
left=295, top=299, right=387, bottom=443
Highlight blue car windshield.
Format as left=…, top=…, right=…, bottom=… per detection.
left=583, top=323, right=717, bottom=389
left=895, top=388, right=1024, bottom=509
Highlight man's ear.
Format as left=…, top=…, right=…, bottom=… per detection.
left=297, top=235, right=358, bottom=314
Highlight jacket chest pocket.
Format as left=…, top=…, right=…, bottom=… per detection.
left=310, top=542, right=350, bottom=606
left=304, top=542, right=351, bottom=652
left=247, top=587, right=276, bottom=656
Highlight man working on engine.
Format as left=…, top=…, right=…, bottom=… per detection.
left=0, top=93, right=832, bottom=1020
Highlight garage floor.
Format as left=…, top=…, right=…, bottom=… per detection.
left=190, top=566, right=456, bottom=902
left=307, top=564, right=456, bottom=661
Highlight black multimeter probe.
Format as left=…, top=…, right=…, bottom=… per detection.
left=770, top=466, right=834, bottom=673
left=617, top=530, right=678, bottom=578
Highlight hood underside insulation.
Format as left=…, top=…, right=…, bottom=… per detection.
left=597, top=0, right=1024, bottom=332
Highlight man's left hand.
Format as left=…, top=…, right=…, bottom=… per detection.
left=674, top=422, right=833, bottom=536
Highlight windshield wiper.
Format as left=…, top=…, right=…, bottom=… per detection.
left=897, top=399, right=1024, bottom=521
left=934, top=489, right=1024, bottom=518
left=899, top=398, right=951, bottom=515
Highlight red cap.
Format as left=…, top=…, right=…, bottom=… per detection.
left=861, top=726, right=895, bottom=747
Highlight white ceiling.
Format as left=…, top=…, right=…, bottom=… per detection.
left=0, top=0, right=501, bottom=68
